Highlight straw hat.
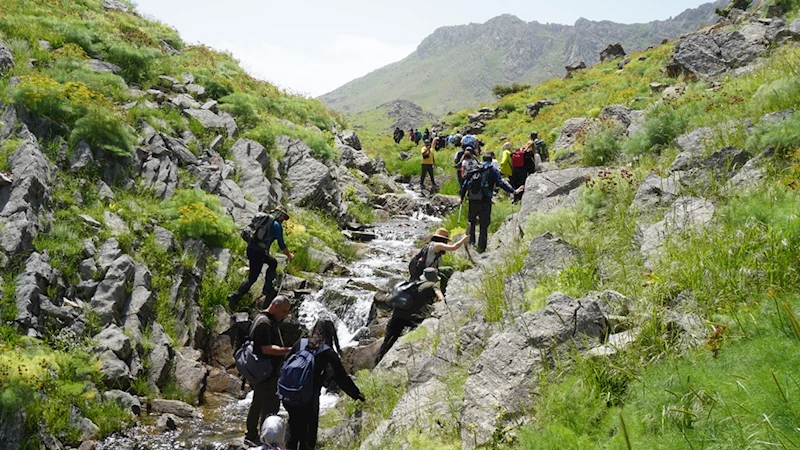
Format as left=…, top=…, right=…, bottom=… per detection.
left=273, top=205, right=290, bottom=219
left=433, top=228, right=450, bottom=241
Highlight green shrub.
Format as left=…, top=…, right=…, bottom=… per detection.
left=70, top=108, right=136, bottom=157
left=219, top=92, right=261, bottom=130
left=102, top=41, right=161, bottom=83
left=746, top=111, right=800, bottom=156
left=580, top=121, right=624, bottom=166
left=162, top=189, right=238, bottom=248
left=0, top=138, right=22, bottom=173
left=11, top=74, right=97, bottom=125
left=492, top=83, right=531, bottom=98
left=624, top=103, right=688, bottom=156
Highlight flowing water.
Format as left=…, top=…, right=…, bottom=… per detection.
left=100, top=188, right=439, bottom=449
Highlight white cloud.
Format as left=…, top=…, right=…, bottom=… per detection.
left=222, top=35, right=415, bottom=97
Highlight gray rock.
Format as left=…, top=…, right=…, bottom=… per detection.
left=104, top=390, right=141, bottom=416
left=518, top=168, right=595, bottom=223
left=201, top=100, right=218, bottom=113
left=231, top=139, right=275, bottom=211
left=211, top=248, right=232, bottom=279
left=334, top=166, right=372, bottom=204
left=97, top=350, right=131, bottom=387
left=103, top=211, right=128, bottom=236
left=277, top=136, right=343, bottom=216
left=209, top=135, right=224, bottom=151
left=554, top=117, right=598, bottom=150
left=0, top=40, right=14, bottom=73
left=153, top=226, right=176, bottom=252
left=338, top=144, right=377, bottom=175
left=460, top=293, right=606, bottom=448
left=102, top=0, right=129, bottom=11
left=94, top=324, right=132, bottom=361
left=155, top=413, right=181, bottom=432
left=184, top=109, right=238, bottom=137
left=790, top=19, right=800, bottom=38
left=640, top=197, right=716, bottom=268
left=373, top=194, right=416, bottom=216
left=170, top=93, right=200, bottom=110
left=97, top=239, right=122, bottom=273
left=205, top=367, right=244, bottom=398
left=86, top=59, right=122, bottom=74
left=599, top=105, right=639, bottom=134
left=97, top=180, right=115, bottom=201
left=185, top=84, right=206, bottom=97
left=69, top=141, right=94, bottom=172
left=669, top=151, right=694, bottom=173
left=565, top=60, right=586, bottom=77
left=680, top=147, right=753, bottom=192
left=668, top=30, right=767, bottom=78
left=151, top=399, right=202, bottom=419
left=90, top=255, right=135, bottom=325
left=599, top=43, right=626, bottom=62
left=140, top=154, right=178, bottom=200
left=147, top=322, right=172, bottom=389
left=727, top=148, right=773, bottom=190
left=161, top=134, right=198, bottom=166
left=336, top=130, right=362, bottom=150
left=157, top=75, right=179, bottom=88
left=630, top=172, right=681, bottom=211
left=15, top=252, right=58, bottom=329
left=525, top=99, right=556, bottom=119
left=0, top=409, right=24, bottom=450
left=181, top=73, right=195, bottom=84
left=505, top=233, right=579, bottom=303
left=79, top=418, right=100, bottom=440
left=674, top=127, right=715, bottom=155
left=79, top=214, right=102, bottom=228
left=467, top=107, right=498, bottom=123
left=174, top=347, right=208, bottom=401
left=79, top=258, right=98, bottom=281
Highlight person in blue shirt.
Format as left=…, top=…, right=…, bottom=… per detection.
left=460, top=154, right=524, bottom=253
left=229, top=205, right=295, bottom=310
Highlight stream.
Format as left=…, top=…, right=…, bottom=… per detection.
left=99, top=188, right=439, bottom=449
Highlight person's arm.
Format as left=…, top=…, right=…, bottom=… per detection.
left=494, top=168, right=522, bottom=194
left=273, top=221, right=294, bottom=261
left=258, top=324, right=293, bottom=356
left=434, top=287, right=445, bottom=303
left=432, top=236, right=469, bottom=253
left=535, top=153, right=543, bottom=172
left=324, top=349, right=365, bottom=401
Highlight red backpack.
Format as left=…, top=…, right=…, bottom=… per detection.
left=511, top=149, right=526, bottom=168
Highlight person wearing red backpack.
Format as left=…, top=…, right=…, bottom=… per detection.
left=510, top=141, right=536, bottom=202
left=281, top=319, right=365, bottom=450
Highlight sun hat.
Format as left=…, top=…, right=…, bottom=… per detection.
left=421, top=267, right=439, bottom=283
left=273, top=205, right=290, bottom=219
left=433, top=228, right=450, bottom=240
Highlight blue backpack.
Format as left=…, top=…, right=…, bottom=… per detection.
left=462, top=134, right=477, bottom=148
left=278, top=339, right=329, bottom=407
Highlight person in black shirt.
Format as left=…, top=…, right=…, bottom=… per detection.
left=246, top=296, right=293, bottom=446
left=374, top=268, right=444, bottom=366
left=284, top=319, right=365, bottom=450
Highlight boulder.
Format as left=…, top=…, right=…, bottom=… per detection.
left=277, top=136, right=342, bottom=216
left=460, top=121, right=485, bottom=135
left=667, top=30, right=767, bottom=78
left=790, top=19, right=800, bottom=39
left=600, top=43, right=626, bottom=62
left=639, top=197, right=716, bottom=268
left=90, top=255, right=135, bottom=325
left=460, top=293, right=606, bottom=448
left=97, top=350, right=131, bottom=388
left=468, top=107, right=498, bottom=123
left=147, top=322, right=172, bottom=389
left=104, top=390, right=141, bottom=416
left=94, top=325, right=132, bottom=361
left=150, top=399, right=202, bottom=419
left=230, top=139, right=276, bottom=211
left=161, top=134, right=198, bottom=166
left=102, top=0, right=129, bottom=12
left=565, top=60, right=586, bottom=78
left=338, top=145, right=377, bottom=175
left=0, top=40, right=14, bottom=73
left=336, top=130, right=362, bottom=150
left=86, top=59, right=121, bottom=74
left=174, top=347, right=208, bottom=401
left=518, top=167, right=594, bottom=223
left=97, top=180, right=115, bottom=202
left=505, top=233, right=578, bottom=303
left=153, top=226, right=176, bottom=253
left=600, top=105, right=642, bottom=135
left=97, top=239, right=122, bottom=274
left=525, top=99, right=556, bottom=119
left=679, top=147, right=753, bottom=192
left=674, top=126, right=715, bottom=155
left=185, top=84, right=206, bottom=97
left=554, top=117, right=598, bottom=150
left=69, top=142, right=94, bottom=172
left=373, top=194, right=416, bottom=216
left=205, top=367, right=244, bottom=398
left=155, top=414, right=181, bottom=432
left=15, top=252, right=58, bottom=329
left=140, top=154, right=178, bottom=200
left=727, top=148, right=773, bottom=190
left=170, top=94, right=200, bottom=110
left=630, top=172, right=682, bottom=211
left=184, top=109, right=238, bottom=137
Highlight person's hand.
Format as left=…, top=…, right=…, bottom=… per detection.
left=287, top=252, right=295, bottom=262
left=515, top=186, right=525, bottom=194
left=460, top=235, right=470, bottom=244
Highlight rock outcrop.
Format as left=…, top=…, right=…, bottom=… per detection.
left=277, top=136, right=343, bottom=216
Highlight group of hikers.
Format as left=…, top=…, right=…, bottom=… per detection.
left=394, top=127, right=431, bottom=145
left=229, top=131, right=547, bottom=448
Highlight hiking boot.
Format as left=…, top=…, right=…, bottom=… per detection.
left=262, top=288, right=278, bottom=304
left=227, top=293, right=239, bottom=311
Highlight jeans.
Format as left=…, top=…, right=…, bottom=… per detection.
left=420, top=164, right=435, bottom=187
left=468, top=199, right=492, bottom=252
left=230, top=246, right=278, bottom=305
left=285, top=397, right=321, bottom=450
left=246, top=375, right=280, bottom=441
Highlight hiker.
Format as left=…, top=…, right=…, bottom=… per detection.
left=453, top=132, right=463, bottom=147
left=244, top=296, right=293, bottom=447
left=409, top=227, right=468, bottom=295
left=459, top=147, right=479, bottom=185
left=408, top=129, right=414, bottom=143
left=419, top=140, right=438, bottom=190
left=375, top=268, right=444, bottom=365
left=498, top=142, right=513, bottom=179
left=247, top=416, right=286, bottom=450
left=393, top=127, right=403, bottom=144
left=415, top=129, right=423, bottom=144
left=423, top=128, right=431, bottom=142
left=488, top=151, right=500, bottom=172
left=460, top=154, right=524, bottom=252
left=510, top=141, right=536, bottom=203
left=530, top=132, right=549, bottom=162
left=281, top=319, right=365, bottom=450
left=229, top=206, right=294, bottom=309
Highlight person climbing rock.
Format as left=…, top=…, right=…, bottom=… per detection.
left=281, top=319, right=365, bottom=450
left=408, top=227, right=468, bottom=295
left=229, top=205, right=294, bottom=310
left=244, top=296, right=292, bottom=447
left=461, top=154, right=524, bottom=253
left=374, top=268, right=444, bottom=365
left=419, top=140, right=438, bottom=190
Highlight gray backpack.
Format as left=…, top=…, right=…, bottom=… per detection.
left=235, top=315, right=274, bottom=385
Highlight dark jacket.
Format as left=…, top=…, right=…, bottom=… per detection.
left=252, top=312, right=285, bottom=371
left=287, top=339, right=364, bottom=401
left=247, top=219, right=287, bottom=253
left=392, top=281, right=437, bottom=322
left=459, top=162, right=515, bottom=200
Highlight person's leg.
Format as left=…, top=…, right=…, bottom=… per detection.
left=246, top=379, right=268, bottom=442
left=428, top=165, right=437, bottom=186
left=262, top=253, right=279, bottom=298
left=307, top=399, right=320, bottom=450
left=438, top=266, right=454, bottom=295
left=478, top=201, right=492, bottom=252
left=374, top=316, right=407, bottom=365
left=230, top=246, right=266, bottom=307
left=285, top=404, right=304, bottom=450
left=467, top=200, right=479, bottom=247
left=263, top=375, right=280, bottom=419
left=419, top=165, right=426, bottom=187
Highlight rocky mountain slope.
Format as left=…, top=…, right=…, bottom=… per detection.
left=347, top=99, right=439, bottom=135
left=320, top=1, right=727, bottom=114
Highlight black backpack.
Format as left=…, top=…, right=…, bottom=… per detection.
left=535, top=139, right=549, bottom=162
left=386, top=280, right=420, bottom=310
left=466, top=165, right=491, bottom=201
left=408, top=243, right=441, bottom=280
left=241, top=213, right=277, bottom=249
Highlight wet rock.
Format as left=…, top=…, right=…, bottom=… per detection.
left=278, top=135, right=342, bottom=216
left=373, top=194, right=415, bottom=216
left=105, top=390, right=142, bottom=416
left=554, top=117, right=598, bottom=150
left=600, top=43, right=626, bottom=62
left=151, top=399, right=202, bottom=419
left=525, top=99, right=556, bottom=119
left=155, top=413, right=181, bottom=432
left=630, top=172, right=681, bottom=211
left=95, top=324, right=132, bottom=361
left=174, top=347, right=208, bottom=401
left=460, top=293, right=606, bottom=448
left=639, top=197, right=716, bottom=268
left=206, top=367, right=244, bottom=398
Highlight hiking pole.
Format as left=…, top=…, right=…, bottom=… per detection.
left=457, top=202, right=463, bottom=225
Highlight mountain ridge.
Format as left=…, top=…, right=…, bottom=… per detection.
left=320, top=1, right=727, bottom=114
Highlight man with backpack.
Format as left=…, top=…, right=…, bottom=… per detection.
left=419, top=139, right=438, bottom=190
left=374, top=268, right=444, bottom=365
left=461, top=155, right=524, bottom=253
left=408, top=228, right=469, bottom=295
left=229, top=206, right=295, bottom=310
left=531, top=131, right=549, bottom=162
left=393, top=127, right=403, bottom=144
left=244, top=296, right=293, bottom=447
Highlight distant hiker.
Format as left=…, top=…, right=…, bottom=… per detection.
left=423, top=128, right=431, bottom=142
left=420, top=140, right=438, bottom=189
left=375, top=268, right=444, bottom=365
left=247, top=416, right=286, bottom=450
left=280, top=319, right=365, bottom=450
left=393, top=127, right=403, bottom=144
left=459, top=147, right=479, bottom=183
left=488, top=151, right=500, bottom=172
left=530, top=132, right=549, bottom=162
left=229, top=206, right=295, bottom=310
left=244, top=296, right=293, bottom=447
left=408, top=227, right=468, bottom=294
left=461, top=155, right=524, bottom=252
left=498, top=142, right=513, bottom=178
left=415, top=129, right=423, bottom=144
left=462, top=134, right=477, bottom=150
left=453, top=132, right=463, bottom=147
left=510, top=141, right=536, bottom=203
left=408, top=129, right=415, bottom=143
left=447, top=133, right=455, bottom=146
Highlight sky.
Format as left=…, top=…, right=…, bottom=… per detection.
left=132, top=0, right=712, bottom=97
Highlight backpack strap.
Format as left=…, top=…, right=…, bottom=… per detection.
left=248, top=314, right=271, bottom=341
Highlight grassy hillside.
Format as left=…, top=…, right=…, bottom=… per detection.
left=342, top=3, right=800, bottom=448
